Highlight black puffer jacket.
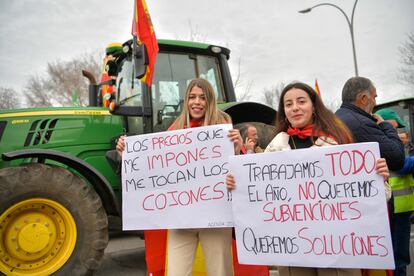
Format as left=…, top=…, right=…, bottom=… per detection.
left=335, top=103, right=405, bottom=171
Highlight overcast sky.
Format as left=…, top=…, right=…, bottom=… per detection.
left=0, top=0, right=413, bottom=107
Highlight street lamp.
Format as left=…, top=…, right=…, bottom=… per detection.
left=299, top=0, right=359, bottom=76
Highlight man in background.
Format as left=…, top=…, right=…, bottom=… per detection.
left=335, top=76, right=405, bottom=171
left=398, top=131, right=414, bottom=156
left=241, top=125, right=263, bottom=154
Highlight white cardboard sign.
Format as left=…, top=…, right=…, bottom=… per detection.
left=122, top=124, right=234, bottom=230
left=229, top=142, right=394, bottom=269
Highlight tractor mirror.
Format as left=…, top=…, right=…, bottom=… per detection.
left=133, top=43, right=148, bottom=79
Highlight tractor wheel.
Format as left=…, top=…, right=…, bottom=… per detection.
left=0, top=163, right=108, bottom=276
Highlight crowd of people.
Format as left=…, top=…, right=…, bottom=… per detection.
left=116, top=76, right=413, bottom=276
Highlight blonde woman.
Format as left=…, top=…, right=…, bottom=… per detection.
left=117, top=78, right=242, bottom=276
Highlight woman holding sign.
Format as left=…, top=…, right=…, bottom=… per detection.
left=227, top=82, right=390, bottom=276
left=117, top=78, right=242, bottom=276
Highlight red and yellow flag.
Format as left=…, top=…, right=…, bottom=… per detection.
left=144, top=230, right=269, bottom=276
left=315, top=79, right=321, bottom=97
left=132, top=0, right=159, bottom=86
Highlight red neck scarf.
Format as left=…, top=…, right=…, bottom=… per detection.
left=185, top=119, right=203, bottom=129
left=287, top=124, right=328, bottom=139
left=168, top=119, right=203, bottom=131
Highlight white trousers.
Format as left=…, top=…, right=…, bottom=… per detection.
left=167, top=227, right=233, bottom=276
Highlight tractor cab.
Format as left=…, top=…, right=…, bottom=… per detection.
left=102, top=39, right=276, bottom=147
left=374, top=97, right=414, bottom=144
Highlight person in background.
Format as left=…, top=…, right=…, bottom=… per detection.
left=335, top=76, right=405, bottom=171
left=100, top=42, right=123, bottom=107
left=117, top=78, right=242, bottom=276
left=375, top=108, right=414, bottom=276
left=398, top=131, right=414, bottom=156
left=397, top=131, right=414, bottom=175
left=227, top=82, right=390, bottom=276
left=241, top=124, right=263, bottom=154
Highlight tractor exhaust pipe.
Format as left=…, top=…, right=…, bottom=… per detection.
left=82, top=70, right=99, bottom=107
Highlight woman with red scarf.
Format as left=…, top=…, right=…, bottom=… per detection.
left=227, top=82, right=390, bottom=276
left=117, top=78, right=242, bottom=276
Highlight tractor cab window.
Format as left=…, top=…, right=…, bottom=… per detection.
left=115, top=50, right=225, bottom=134
left=151, top=52, right=224, bottom=132
left=116, top=57, right=144, bottom=135
left=116, top=58, right=143, bottom=106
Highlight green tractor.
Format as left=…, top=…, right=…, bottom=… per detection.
left=0, top=39, right=276, bottom=275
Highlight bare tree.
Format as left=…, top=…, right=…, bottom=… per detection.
left=177, top=23, right=256, bottom=102
left=0, top=87, right=19, bottom=109
left=232, top=56, right=254, bottom=101
left=324, top=98, right=342, bottom=112
left=187, top=20, right=207, bottom=42
left=24, top=51, right=102, bottom=107
left=232, top=56, right=243, bottom=89
left=24, top=75, right=53, bottom=107
left=236, top=80, right=253, bottom=101
left=262, top=82, right=285, bottom=109
left=398, top=32, right=414, bottom=88
left=175, top=20, right=207, bottom=42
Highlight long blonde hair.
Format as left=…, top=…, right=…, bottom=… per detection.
left=172, top=78, right=231, bottom=129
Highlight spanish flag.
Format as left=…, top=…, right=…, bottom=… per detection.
left=315, top=79, right=321, bottom=97
left=132, top=0, right=159, bottom=86
left=362, top=269, right=393, bottom=276
left=144, top=230, right=269, bottom=276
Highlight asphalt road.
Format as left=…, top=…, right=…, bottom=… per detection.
left=94, top=234, right=279, bottom=275
left=95, top=232, right=414, bottom=275
left=95, top=234, right=147, bottom=276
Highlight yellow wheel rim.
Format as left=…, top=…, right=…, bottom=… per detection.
left=0, top=198, right=77, bottom=275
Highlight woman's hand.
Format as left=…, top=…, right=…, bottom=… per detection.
left=375, top=158, right=389, bottom=181
left=226, top=174, right=236, bottom=191
left=116, top=135, right=126, bottom=156
left=228, top=128, right=242, bottom=155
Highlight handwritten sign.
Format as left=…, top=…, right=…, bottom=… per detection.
left=122, top=124, right=234, bottom=230
left=229, top=142, right=394, bottom=269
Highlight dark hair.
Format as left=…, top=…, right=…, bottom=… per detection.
left=398, top=130, right=410, bottom=139
left=240, top=124, right=255, bottom=140
left=275, top=82, right=353, bottom=145
left=342, top=76, right=374, bottom=103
